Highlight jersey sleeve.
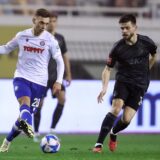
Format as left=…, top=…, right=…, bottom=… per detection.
left=50, top=38, right=61, bottom=58
left=49, top=38, right=64, bottom=84
left=106, top=44, right=117, bottom=68
left=60, top=35, right=67, bottom=55
left=0, top=33, right=19, bottom=54
left=147, top=37, right=157, bottom=55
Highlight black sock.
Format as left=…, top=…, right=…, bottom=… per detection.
left=112, top=118, right=129, bottom=134
left=34, top=107, right=41, bottom=133
left=97, top=112, right=117, bottom=144
left=51, top=103, right=64, bottom=129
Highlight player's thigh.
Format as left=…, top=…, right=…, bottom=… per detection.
left=13, top=78, right=32, bottom=106
left=112, top=81, right=129, bottom=101
left=111, top=98, right=124, bottom=116
left=111, top=81, right=129, bottom=115
left=125, top=86, right=145, bottom=111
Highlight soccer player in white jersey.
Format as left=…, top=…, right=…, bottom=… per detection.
left=0, top=8, right=64, bottom=152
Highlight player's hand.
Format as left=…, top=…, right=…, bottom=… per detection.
left=64, top=75, right=72, bottom=87
left=52, top=82, right=62, bottom=95
left=97, top=90, right=106, bottom=103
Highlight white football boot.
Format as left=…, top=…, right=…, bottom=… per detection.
left=0, top=138, right=11, bottom=152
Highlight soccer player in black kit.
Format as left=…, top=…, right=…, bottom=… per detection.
left=93, top=14, right=157, bottom=153
left=33, top=12, right=72, bottom=142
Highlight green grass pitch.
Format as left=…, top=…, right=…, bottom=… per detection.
left=0, top=134, right=160, bottom=160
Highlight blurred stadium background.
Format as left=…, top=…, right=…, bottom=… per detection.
left=0, top=0, right=160, bottom=134
left=0, top=1, right=160, bottom=159
left=0, top=0, right=160, bottom=79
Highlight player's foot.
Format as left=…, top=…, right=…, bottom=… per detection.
left=0, top=138, right=11, bottom=152
left=33, top=133, right=40, bottom=143
left=50, top=128, right=56, bottom=134
left=19, top=119, right=34, bottom=138
left=92, top=143, right=103, bottom=153
left=108, top=130, right=117, bottom=152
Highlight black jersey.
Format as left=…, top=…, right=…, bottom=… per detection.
left=106, top=34, right=157, bottom=90
left=48, top=32, right=67, bottom=81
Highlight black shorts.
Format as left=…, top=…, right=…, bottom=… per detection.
left=112, top=81, right=145, bottom=111
left=45, top=80, right=65, bottom=98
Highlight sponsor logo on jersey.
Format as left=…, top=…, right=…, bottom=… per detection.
left=24, top=46, right=44, bottom=54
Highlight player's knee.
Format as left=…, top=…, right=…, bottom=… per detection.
left=111, top=108, right=121, bottom=116
left=111, top=99, right=123, bottom=116
left=18, top=96, right=30, bottom=106
left=122, top=116, right=132, bottom=124
left=57, top=92, right=66, bottom=104
left=58, top=97, right=66, bottom=104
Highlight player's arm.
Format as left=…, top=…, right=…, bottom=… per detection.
left=147, top=36, right=157, bottom=70
left=0, top=35, right=18, bottom=54
left=53, top=54, right=65, bottom=95
left=149, top=53, right=156, bottom=69
left=62, top=53, right=72, bottom=86
left=97, top=66, right=112, bottom=103
left=97, top=43, right=117, bottom=103
left=50, top=39, right=65, bottom=94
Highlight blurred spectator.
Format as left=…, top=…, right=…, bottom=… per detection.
left=10, top=0, right=45, bottom=15
left=53, top=0, right=76, bottom=6
left=113, top=0, right=147, bottom=7
left=11, top=0, right=28, bottom=15
left=114, top=0, right=127, bottom=7
left=0, top=0, right=10, bottom=4
left=0, top=0, right=11, bottom=14
left=0, top=0, right=148, bottom=16
left=127, top=0, right=146, bottom=7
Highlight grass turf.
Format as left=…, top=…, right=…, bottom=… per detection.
left=0, top=134, right=160, bottom=160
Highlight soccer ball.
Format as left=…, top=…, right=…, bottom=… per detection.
left=40, top=134, right=60, bottom=153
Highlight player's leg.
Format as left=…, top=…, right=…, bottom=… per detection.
left=109, top=86, right=144, bottom=152
left=0, top=120, right=21, bottom=152
left=30, top=82, right=46, bottom=140
left=33, top=99, right=44, bottom=142
left=18, top=96, right=34, bottom=138
left=93, top=81, right=128, bottom=153
left=109, top=106, right=136, bottom=151
left=93, top=99, right=123, bottom=153
left=13, top=78, right=33, bottom=138
left=50, top=87, right=65, bottom=132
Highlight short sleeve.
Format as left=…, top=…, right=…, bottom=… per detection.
left=106, top=44, right=117, bottom=68
left=147, top=37, right=157, bottom=55
left=60, top=36, right=67, bottom=55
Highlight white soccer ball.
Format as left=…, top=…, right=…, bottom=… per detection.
left=40, top=134, right=60, bottom=153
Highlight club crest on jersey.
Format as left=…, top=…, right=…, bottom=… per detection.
left=24, top=46, right=44, bottom=54
left=40, top=41, right=45, bottom=46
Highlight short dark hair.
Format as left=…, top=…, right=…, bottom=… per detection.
left=50, top=11, right=58, bottom=19
left=35, top=8, right=50, bottom=18
left=119, top=14, right=136, bottom=24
